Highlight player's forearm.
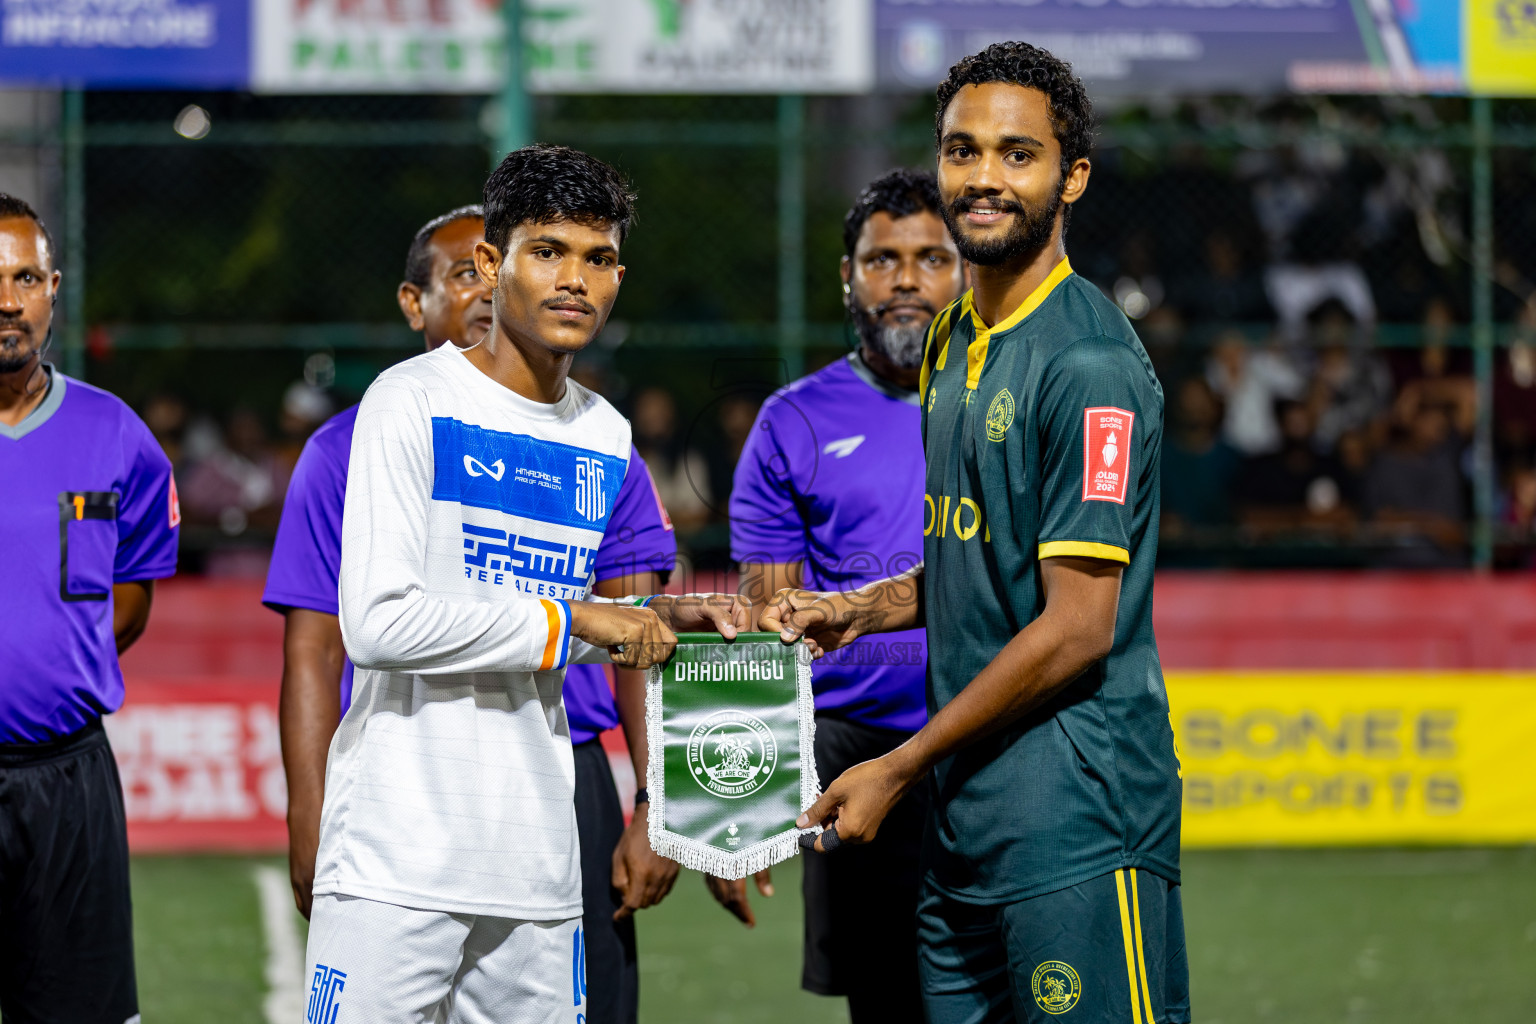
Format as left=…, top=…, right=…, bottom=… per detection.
left=595, top=575, right=663, bottom=784
left=279, top=610, right=345, bottom=823
left=888, top=612, right=1102, bottom=787
left=843, top=564, right=925, bottom=634
left=886, top=560, right=1119, bottom=786
left=340, top=582, right=574, bottom=674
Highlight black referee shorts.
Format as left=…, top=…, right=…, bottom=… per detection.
left=0, top=717, right=138, bottom=1024
left=573, top=737, right=638, bottom=1024
left=803, top=713, right=929, bottom=1024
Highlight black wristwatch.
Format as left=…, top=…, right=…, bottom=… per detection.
left=633, top=787, right=650, bottom=807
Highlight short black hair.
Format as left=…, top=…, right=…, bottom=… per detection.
left=482, top=144, right=636, bottom=254
left=403, top=204, right=484, bottom=288
left=0, top=192, right=55, bottom=267
left=842, top=169, right=943, bottom=260
left=935, top=41, right=1095, bottom=179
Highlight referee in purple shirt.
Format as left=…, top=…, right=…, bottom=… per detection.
left=263, top=205, right=681, bottom=1024
left=0, top=194, right=180, bottom=1023
left=726, top=171, right=964, bottom=1022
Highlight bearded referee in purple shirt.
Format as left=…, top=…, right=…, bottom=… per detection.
left=263, top=205, right=681, bottom=1024
left=721, top=170, right=964, bottom=1021
left=0, top=193, right=179, bottom=1023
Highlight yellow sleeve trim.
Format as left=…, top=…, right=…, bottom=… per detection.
left=1038, top=540, right=1130, bottom=564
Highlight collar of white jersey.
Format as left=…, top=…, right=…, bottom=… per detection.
left=437, top=341, right=585, bottom=422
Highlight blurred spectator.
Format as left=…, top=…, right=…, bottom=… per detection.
left=631, top=387, right=711, bottom=530
left=1236, top=400, right=1357, bottom=534
left=276, top=381, right=334, bottom=477
left=1307, top=301, right=1393, bottom=451
left=180, top=407, right=288, bottom=537
left=1206, top=330, right=1306, bottom=455
left=1363, top=405, right=1466, bottom=568
left=141, top=393, right=189, bottom=468
left=1265, top=262, right=1375, bottom=344
left=706, top=394, right=760, bottom=513
left=1160, top=377, right=1240, bottom=536
left=1500, top=464, right=1536, bottom=547
left=1178, top=229, right=1271, bottom=323
left=1495, top=298, right=1536, bottom=473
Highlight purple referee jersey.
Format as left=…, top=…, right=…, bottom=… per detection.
left=730, top=351, right=928, bottom=732
left=262, top=406, right=676, bottom=741
left=0, top=367, right=180, bottom=742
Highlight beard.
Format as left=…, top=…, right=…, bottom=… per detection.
left=0, top=325, right=36, bottom=374
left=851, top=299, right=932, bottom=370
left=941, top=179, right=1065, bottom=267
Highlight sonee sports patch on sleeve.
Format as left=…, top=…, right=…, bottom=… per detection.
left=1082, top=407, right=1134, bottom=504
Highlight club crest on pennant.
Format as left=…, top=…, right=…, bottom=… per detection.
left=687, top=710, right=778, bottom=799
left=1082, top=406, right=1134, bottom=504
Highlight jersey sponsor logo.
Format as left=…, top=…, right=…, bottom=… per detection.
left=167, top=474, right=181, bottom=528
left=686, top=709, right=778, bottom=799
left=575, top=456, right=606, bottom=521
left=1083, top=406, right=1134, bottom=504
left=1031, top=960, right=1081, bottom=1015
left=986, top=388, right=1016, bottom=442
left=306, top=963, right=346, bottom=1024
left=924, top=492, right=990, bottom=542
left=462, top=523, right=597, bottom=597
left=463, top=454, right=506, bottom=481
left=431, top=417, right=624, bottom=532
left=822, top=434, right=866, bottom=459
left=927, top=386, right=938, bottom=412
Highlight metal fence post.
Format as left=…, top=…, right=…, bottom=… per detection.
left=495, top=0, right=533, bottom=163
left=777, top=94, right=805, bottom=382
left=61, top=89, right=85, bottom=380
left=1471, top=96, right=1494, bottom=571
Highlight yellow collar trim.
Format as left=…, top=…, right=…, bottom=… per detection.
left=961, top=257, right=1074, bottom=389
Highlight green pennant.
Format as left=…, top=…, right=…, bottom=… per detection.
left=645, top=633, right=817, bottom=879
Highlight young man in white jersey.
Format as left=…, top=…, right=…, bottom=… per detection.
left=303, top=144, right=746, bottom=1024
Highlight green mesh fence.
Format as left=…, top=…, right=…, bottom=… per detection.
left=34, top=91, right=1536, bottom=570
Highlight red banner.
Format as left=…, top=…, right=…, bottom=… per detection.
left=107, top=678, right=288, bottom=852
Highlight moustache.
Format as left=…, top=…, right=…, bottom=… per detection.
left=949, top=195, right=1026, bottom=218
left=866, top=297, right=937, bottom=319
left=542, top=296, right=597, bottom=315
left=0, top=318, right=32, bottom=343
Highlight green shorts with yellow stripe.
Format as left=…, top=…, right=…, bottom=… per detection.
left=917, top=868, right=1189, bottom=1024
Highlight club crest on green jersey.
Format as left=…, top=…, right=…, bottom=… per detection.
left=986, top=389, right=1016, bottom=442
left=1031, top=960, right=1082, bottom=1014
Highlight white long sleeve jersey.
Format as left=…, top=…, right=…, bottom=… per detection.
left=316, top=342, right=629, bottom=919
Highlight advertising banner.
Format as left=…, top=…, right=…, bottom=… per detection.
left=107, top=679, right=288, bottom=852
left=252, top=0, right=506, bottom=93
left=0, top=0, right=250, bottom=87
left=527, top=0, right=874, bottom=94
left=1170, top=673, right=1536, bottom=847
left=875, top=0, right=1484, bottom=95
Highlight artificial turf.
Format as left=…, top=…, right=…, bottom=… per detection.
left=130, top=847, right=1536, bottom=1023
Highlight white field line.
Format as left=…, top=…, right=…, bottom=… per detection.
left=254, top=865, right=306, bottom=1024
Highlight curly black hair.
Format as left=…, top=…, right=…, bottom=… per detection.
left=482, top=144, right=636, bottom=255
left=0, top=192, right=54, bottom=267
left=842, top=168, right=943, bottom=260
left=402, top=204, right=483, bottom=288
left=934, top=41, right=1095, bottom=179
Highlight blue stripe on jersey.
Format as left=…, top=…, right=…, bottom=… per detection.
left=431, top=418, right=625, bottom=532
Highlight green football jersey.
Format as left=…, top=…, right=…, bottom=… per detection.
left=918, top=257, right=1181, bottom=904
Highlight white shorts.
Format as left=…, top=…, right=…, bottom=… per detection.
left=302, top=894, right=587, bottom=1024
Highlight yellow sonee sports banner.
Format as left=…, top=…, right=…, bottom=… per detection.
left=1166, top=673, right=1536, bottom=846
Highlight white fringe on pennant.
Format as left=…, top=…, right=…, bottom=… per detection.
left=646, top=642, right=820, bottom=880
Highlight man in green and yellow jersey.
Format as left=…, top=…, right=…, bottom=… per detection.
left=763, top=42, right=1186, bottom=1024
